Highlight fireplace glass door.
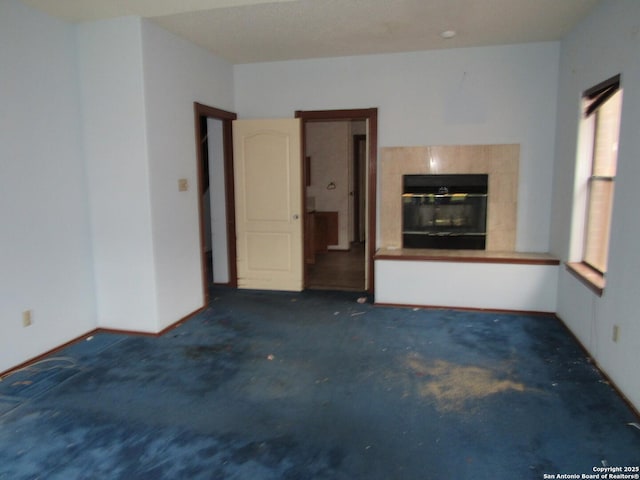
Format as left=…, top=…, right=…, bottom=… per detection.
left=402, top=174, right=488, bottom=249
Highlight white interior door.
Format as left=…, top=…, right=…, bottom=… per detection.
left=233, top=118, right=303, bottom=291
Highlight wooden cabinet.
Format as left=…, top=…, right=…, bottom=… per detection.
left=305, top=211, right=338, bottom=263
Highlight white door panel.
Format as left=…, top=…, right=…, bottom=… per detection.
left=233, top=119, right=302, bottom=291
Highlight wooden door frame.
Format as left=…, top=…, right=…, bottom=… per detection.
left=353, top=133, right=367, bottom=242
left=295, top=108, right=378, bottom=294
left=194, top=102, right=238, bottom=305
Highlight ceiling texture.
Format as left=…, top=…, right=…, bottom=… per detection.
left=21, top=0, right=601, bottom=64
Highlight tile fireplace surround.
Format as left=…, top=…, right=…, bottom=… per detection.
left=381, top=144, right=519, bottom=252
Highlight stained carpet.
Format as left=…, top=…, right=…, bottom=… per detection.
left=0, top=288, right=638, bottom=479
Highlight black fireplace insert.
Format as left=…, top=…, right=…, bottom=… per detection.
left=402, top=174, right=488, bottom=249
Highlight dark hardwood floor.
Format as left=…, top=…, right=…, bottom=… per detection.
left=306, top=242, right=365, bottom=291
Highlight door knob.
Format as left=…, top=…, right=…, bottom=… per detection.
left=293, top=214, right=299, bottom=220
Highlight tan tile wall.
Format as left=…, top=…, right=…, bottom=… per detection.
left=380, top=144, right=519, bottom=251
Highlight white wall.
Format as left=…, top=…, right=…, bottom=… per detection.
left=77, top=17, right=159, bottom=333
left=0, top=1, right=96, bottom=372
left=0, top=5, right=235, bottom=371
left=76, top=17, right=234, bottom=334
left=376, top=261, right=558, bottom=313
left=141, top=19, right=234, bottom=330
left=550, top=0, right=640, bottom=411
left=234, top=43, right=560, bottom=252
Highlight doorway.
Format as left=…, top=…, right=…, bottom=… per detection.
left=194, top=103, right=238, bottom=303
left=295, top=109, right=378, bottom=294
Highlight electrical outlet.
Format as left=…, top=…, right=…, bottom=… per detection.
left=178, top=178, right=189, bottom=192
left=22, top=310, right=32, bottom=327
left=612, top=325, right=619, bottom=343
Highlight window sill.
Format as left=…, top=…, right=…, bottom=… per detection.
left=565, top=262, right=605, bottom=297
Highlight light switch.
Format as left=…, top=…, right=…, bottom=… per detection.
left=178, top=178, right=188, bottom=192
left=22, top=309, right=32, bottom=327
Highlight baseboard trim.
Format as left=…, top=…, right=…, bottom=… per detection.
left=0, top=328, right=99, bottom=380
left=98, top=305, right=207, bottom=338
left=0, top=305, right=207, bottom=380
left=374, top=301, right=555, bottom=317
left=554, top=314, right=640, bottom=421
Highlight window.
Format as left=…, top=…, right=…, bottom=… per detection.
left=568, top=74, right=623, bottom=294
left=583, top=75, right=622, bottom=274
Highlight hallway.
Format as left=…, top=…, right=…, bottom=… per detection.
left=306, top=242, right=366, bottom=291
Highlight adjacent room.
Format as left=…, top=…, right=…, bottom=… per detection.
left=1, top=0, right=639, bottom=477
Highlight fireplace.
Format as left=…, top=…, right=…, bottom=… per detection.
left=402, top=174, right=488, bottom=249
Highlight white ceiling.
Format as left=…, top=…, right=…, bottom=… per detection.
left=22, top=0, right=601, bottom=64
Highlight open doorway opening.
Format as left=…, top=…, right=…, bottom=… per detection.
left=295, top=109, right=378, bottom=294
left=194, top=103, right=237, bottom=303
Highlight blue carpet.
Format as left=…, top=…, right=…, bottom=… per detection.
left=0, top=288, right=638, bottom=479
left=0, top=396, right=20, bottom=416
